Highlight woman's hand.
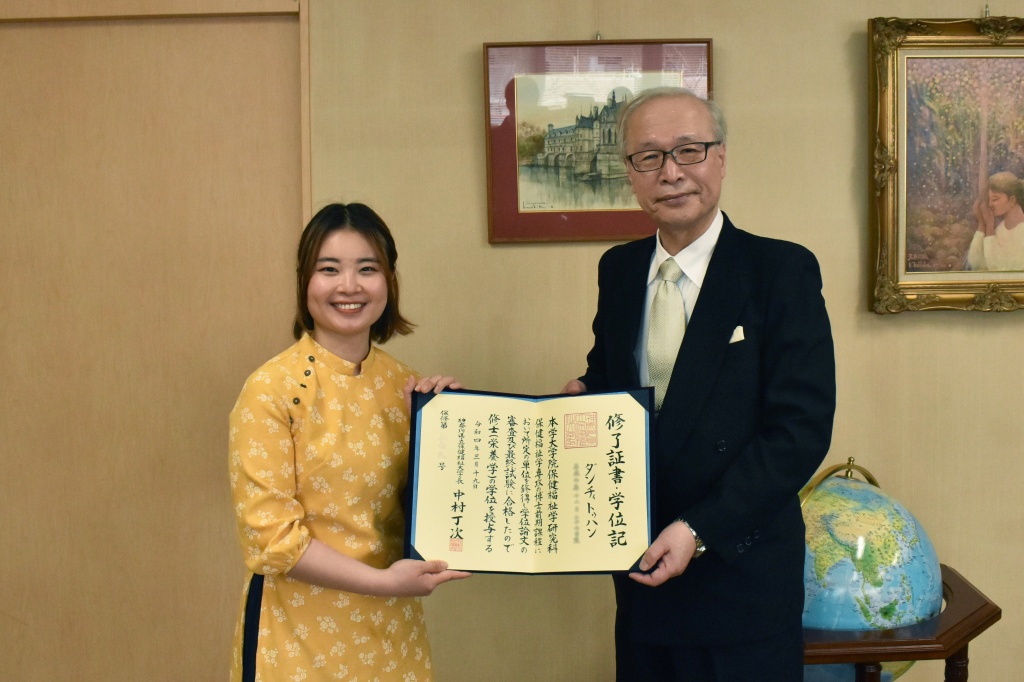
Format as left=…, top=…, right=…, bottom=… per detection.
left=288, top=539, right=470, bottom=596
left=404, top=374, right=462, bottom=413
left=379, top=559, right=472, bottom=597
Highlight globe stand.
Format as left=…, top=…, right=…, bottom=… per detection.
left=803, top=564, right=1001, bottom=682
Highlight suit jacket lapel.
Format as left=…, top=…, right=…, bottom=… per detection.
left=657, top=217, right=750, bottom=445
left=609, top=237, right=655, bottom=388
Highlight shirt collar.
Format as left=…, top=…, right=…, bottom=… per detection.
left=647, top=209, right=724, bottom=288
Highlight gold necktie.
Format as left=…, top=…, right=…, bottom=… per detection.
left=647, top=259, right=686, bottom=410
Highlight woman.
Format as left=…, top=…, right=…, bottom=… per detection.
left=967, top=171, right=1024, bottom=270
left=229, top=203, right=470, bottom=681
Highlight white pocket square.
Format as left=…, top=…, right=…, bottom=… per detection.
left=729, top=326, right=745, bottom=343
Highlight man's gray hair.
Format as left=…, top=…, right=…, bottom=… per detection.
left=616, top=87, right=727, bottom=160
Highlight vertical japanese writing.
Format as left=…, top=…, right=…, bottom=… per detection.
left=472, top=420, right=482, bottom=490
left=484, top=414, right=499, bottom=553
left=519, top=417, right=532, bottom=553
left=414, top=394, right=650, bottom=573
left=606, top=413, right=628, bottom=547
left=503, top=415, right=518, bottom=552
left=456, top=417, right=466, bottom=486
left=449, top=417, right=467, bottom=546
left=584, top=462, right=598, bottom=538
left=436, top=409, right=449, bottom=472
left=533, top=417, right=545, bottom=552
left=572, top=462, right=581, bottom=544
left=547, top=416, right=560, bottom=553
left=450, top=489, right=465, bottom=540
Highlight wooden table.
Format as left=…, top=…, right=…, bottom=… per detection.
left=804, top=565, right=1001, bottom=682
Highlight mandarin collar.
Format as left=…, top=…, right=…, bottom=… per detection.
left=302, top=333, right=375, bottom=377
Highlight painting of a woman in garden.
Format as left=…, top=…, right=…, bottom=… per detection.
left=904, top=56, right=1024, bottom=272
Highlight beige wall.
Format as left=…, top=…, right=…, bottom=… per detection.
left=1, top=0, right=1020, bottom=680
left=309, top=1, right=1022, bottom=681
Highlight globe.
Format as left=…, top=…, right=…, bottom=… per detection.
left=801, top=459, right=943, bottom=682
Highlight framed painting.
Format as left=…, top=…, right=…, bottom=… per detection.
left=484, top=39, right=712, bottom=243
left=870, top=16, right=1024, bottom=312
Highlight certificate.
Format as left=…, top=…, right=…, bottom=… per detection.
left=405, top=389, right=653, bottom=574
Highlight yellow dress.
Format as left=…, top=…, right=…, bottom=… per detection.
left=228, top=334, right=433, bottom=681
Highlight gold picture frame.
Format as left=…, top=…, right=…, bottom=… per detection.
left=870, top=16, right=1024, bottom=313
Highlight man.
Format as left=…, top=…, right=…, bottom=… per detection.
left=562, top=88, right=835, bottom=681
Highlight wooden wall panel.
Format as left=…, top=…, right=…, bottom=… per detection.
left=0, top=11, right=300, bottom=681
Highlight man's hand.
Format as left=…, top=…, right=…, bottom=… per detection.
left=629, top=520, right=697, bottom=587
left=561, top=379, right=587, bottom=395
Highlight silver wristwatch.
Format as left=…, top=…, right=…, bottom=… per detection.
left=679, top=519, right=706, bottom=559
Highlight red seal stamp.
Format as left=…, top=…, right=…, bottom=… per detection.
left=564, top=411, right=598, bottom=449
left=449, top=538, right=463, bottom=552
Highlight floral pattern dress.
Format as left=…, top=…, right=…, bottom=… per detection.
left=228, top=334, right=433, bottom=681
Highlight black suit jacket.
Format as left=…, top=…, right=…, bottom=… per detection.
left=580, top=214, right=836, bottom=645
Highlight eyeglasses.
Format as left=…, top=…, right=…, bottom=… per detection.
left=626, top=141, right=722, bottom=172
